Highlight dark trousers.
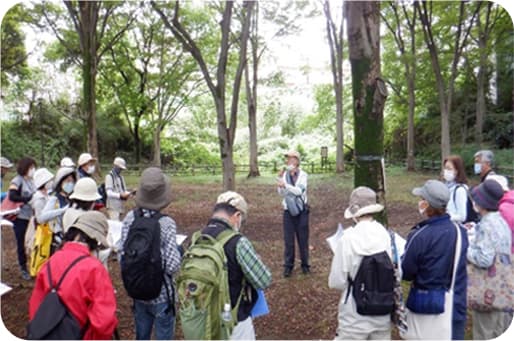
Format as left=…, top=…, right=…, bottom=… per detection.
left=12, top=218, right=29, bottom=270
left=283, top=209, right=310, bottom=269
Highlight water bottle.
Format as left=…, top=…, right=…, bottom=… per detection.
left=221, top=303, right=232, bottom=322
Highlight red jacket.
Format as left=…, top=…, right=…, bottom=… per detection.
left=499, top=190, right=514, bottom=253
left=29, top=242, right=118, bottom=340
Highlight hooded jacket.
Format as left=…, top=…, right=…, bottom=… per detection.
left=328, top=219, right=392, bottom=335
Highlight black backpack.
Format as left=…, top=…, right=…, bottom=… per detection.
left=27, top=255, right=89, bottom=340
left=345, top=251, right=395, bottom=316
left=453, top=184, right=479, bottom=223
left=121, top=209, right=164, bottom=300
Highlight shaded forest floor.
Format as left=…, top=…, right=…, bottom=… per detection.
left=1, top=170, right=478, bottom=339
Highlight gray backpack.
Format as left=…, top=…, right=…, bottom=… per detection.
left=284, top=171, right=305, bottom=216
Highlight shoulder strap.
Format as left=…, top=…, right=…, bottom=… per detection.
left=216, top=228, right=239, bottom=247
left=47, top=255, right=89, bottom=291
left=450, top=223, right=461, bottom=291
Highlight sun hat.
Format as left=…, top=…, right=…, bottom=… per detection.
left=113, top=157, right=127, bottom=170
left=487, top=174, right=509, bottom=192
left=33, top=168, right=54, bottom=189
left=216, top=191, right=248, bottom=221
left=0, top=157, right=13, bottom=168
left=284, top=150, right=301, bottom=163
left=412, top=180, right=450, bottom=209
left=54, top=167, right=76, bottom=190
left=69, top=211, right=109, bottom=247
left=344, top=186, right=384, bottom=219
left=471, top=179, right=504, bottom=211
left=70, top=177, right=101, bottom=201
left=60, top=157, right=75, bottom=168
left=135, top=167, right=172, bottom=211
left=77, top=153, right=96, bottom=166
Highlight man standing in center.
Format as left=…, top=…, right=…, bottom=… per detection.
left=105, top=157, right=132, bottom=221
left=277, top=150, right=310, bottom=277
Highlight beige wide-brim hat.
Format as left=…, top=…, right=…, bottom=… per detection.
left=34, top=168, right=54, bottom=189
left=284, top=150, right=301, bottom=163
left=77, top=153, right=96, bottom=166
left=217, top=191, right=248, bottom=221
left=136, top=167, right=172, bottom=211
left=70, top=177, right=101, bottom=201
left=60, top=157, right=75, bottom=168
left=344, top=186, right=384, bottom=219
left=70, top=211, right=109, bottom=247
left=113, top=157, right=127, bottom=170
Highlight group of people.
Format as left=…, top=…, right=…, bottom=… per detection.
left=2, top=148, right=513, bottom=340
left=327, top=149, right=514, bottom=340
left=1, top=153, right=132, bottom=280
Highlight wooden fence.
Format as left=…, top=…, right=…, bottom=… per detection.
left=101, top=158, right=513, bottom=182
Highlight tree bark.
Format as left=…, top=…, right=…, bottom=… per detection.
left=79, top=1, right=99, bottom=163
left=152, top=124, right=162, bottom=167
left=247, top=3, right=260, bottom=178
left=324, top=1, right=345, bottom=174
left=346, top=1, right=387, bottom=221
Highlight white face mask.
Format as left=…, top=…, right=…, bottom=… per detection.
left=87, top=165, right=96, bottom=174
left=418, top=200, right=428, bottom=216
left=474, top=163, right=482, bottom=175
left=28, top=168, right=35, bottom=178
left=443, top=169, right=456, bottom=182
left=286, top=164, right=295, bottom=171
left=62, top=182, right=75, bottom=194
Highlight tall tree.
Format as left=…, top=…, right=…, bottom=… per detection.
left=1, top=4, right=29, bottom=90
left=152, top=1, right=254, bottom=190
left=472, top=2, right=503, bottom=146
left=381, top=1, right=417, bottom=170
left=40, top=1, right=134, bottom=163
left=415, top=1, right=479, bottom=159
left=346, top=1, right=388, bottom=213
left=323, top=0, right=345, bottom=173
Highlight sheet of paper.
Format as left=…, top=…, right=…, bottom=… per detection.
left=107, top=220, right=123, bottom=250
left=326, top=223, right=344, bottom=253
left=176, top=234, right=187, bottom=246
left=393, top=232, right=406, bottom=258
left=0, top=282, right=12, bottom=296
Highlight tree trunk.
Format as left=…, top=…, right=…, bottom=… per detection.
left=346, top=1, right=387, bottom=221
left=152, top=124, right=162, bottom=167
left=407, top=71, right=416, bottom=170
left=476, top=38, right=486, bottom=146
left=80, top=2, right=99, bottom=164
left=247, top=3, right=260, bottom=178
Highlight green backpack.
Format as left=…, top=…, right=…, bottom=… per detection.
left=178, top=229, right=243, bottom=340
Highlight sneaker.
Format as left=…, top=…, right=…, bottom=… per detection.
left=283, top=268, right=292, bottom=278
left=21, top=269, right=31, bottom=281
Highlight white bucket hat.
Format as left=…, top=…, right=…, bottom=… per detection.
left=0, top=157, right=13, bottom=168
left=284, top=150, right=301, bottom=163
left=34, top=168, right=54, bottom=189
left=70, top=177, right=101, bottom=201
left=60, top=157, right=75, bottom=168
left=113, top=157, right=127, bottom=170
left=78, top=153, right=96, bottom=166
left=344, top=186, right=384, bottom=219
left=54, top=167, right=76, bottom=190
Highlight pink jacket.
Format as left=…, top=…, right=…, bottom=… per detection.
left=499, top=190, right=514, bottom=254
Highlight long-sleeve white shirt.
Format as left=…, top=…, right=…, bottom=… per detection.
left=328, top=219, right=392, bottom=336
left=277, top=169, right=308, bottom=210
left=446, top=182, right=468, bottom=223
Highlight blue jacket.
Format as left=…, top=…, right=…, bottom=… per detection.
left=402, top=214, right=469, bottom=321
